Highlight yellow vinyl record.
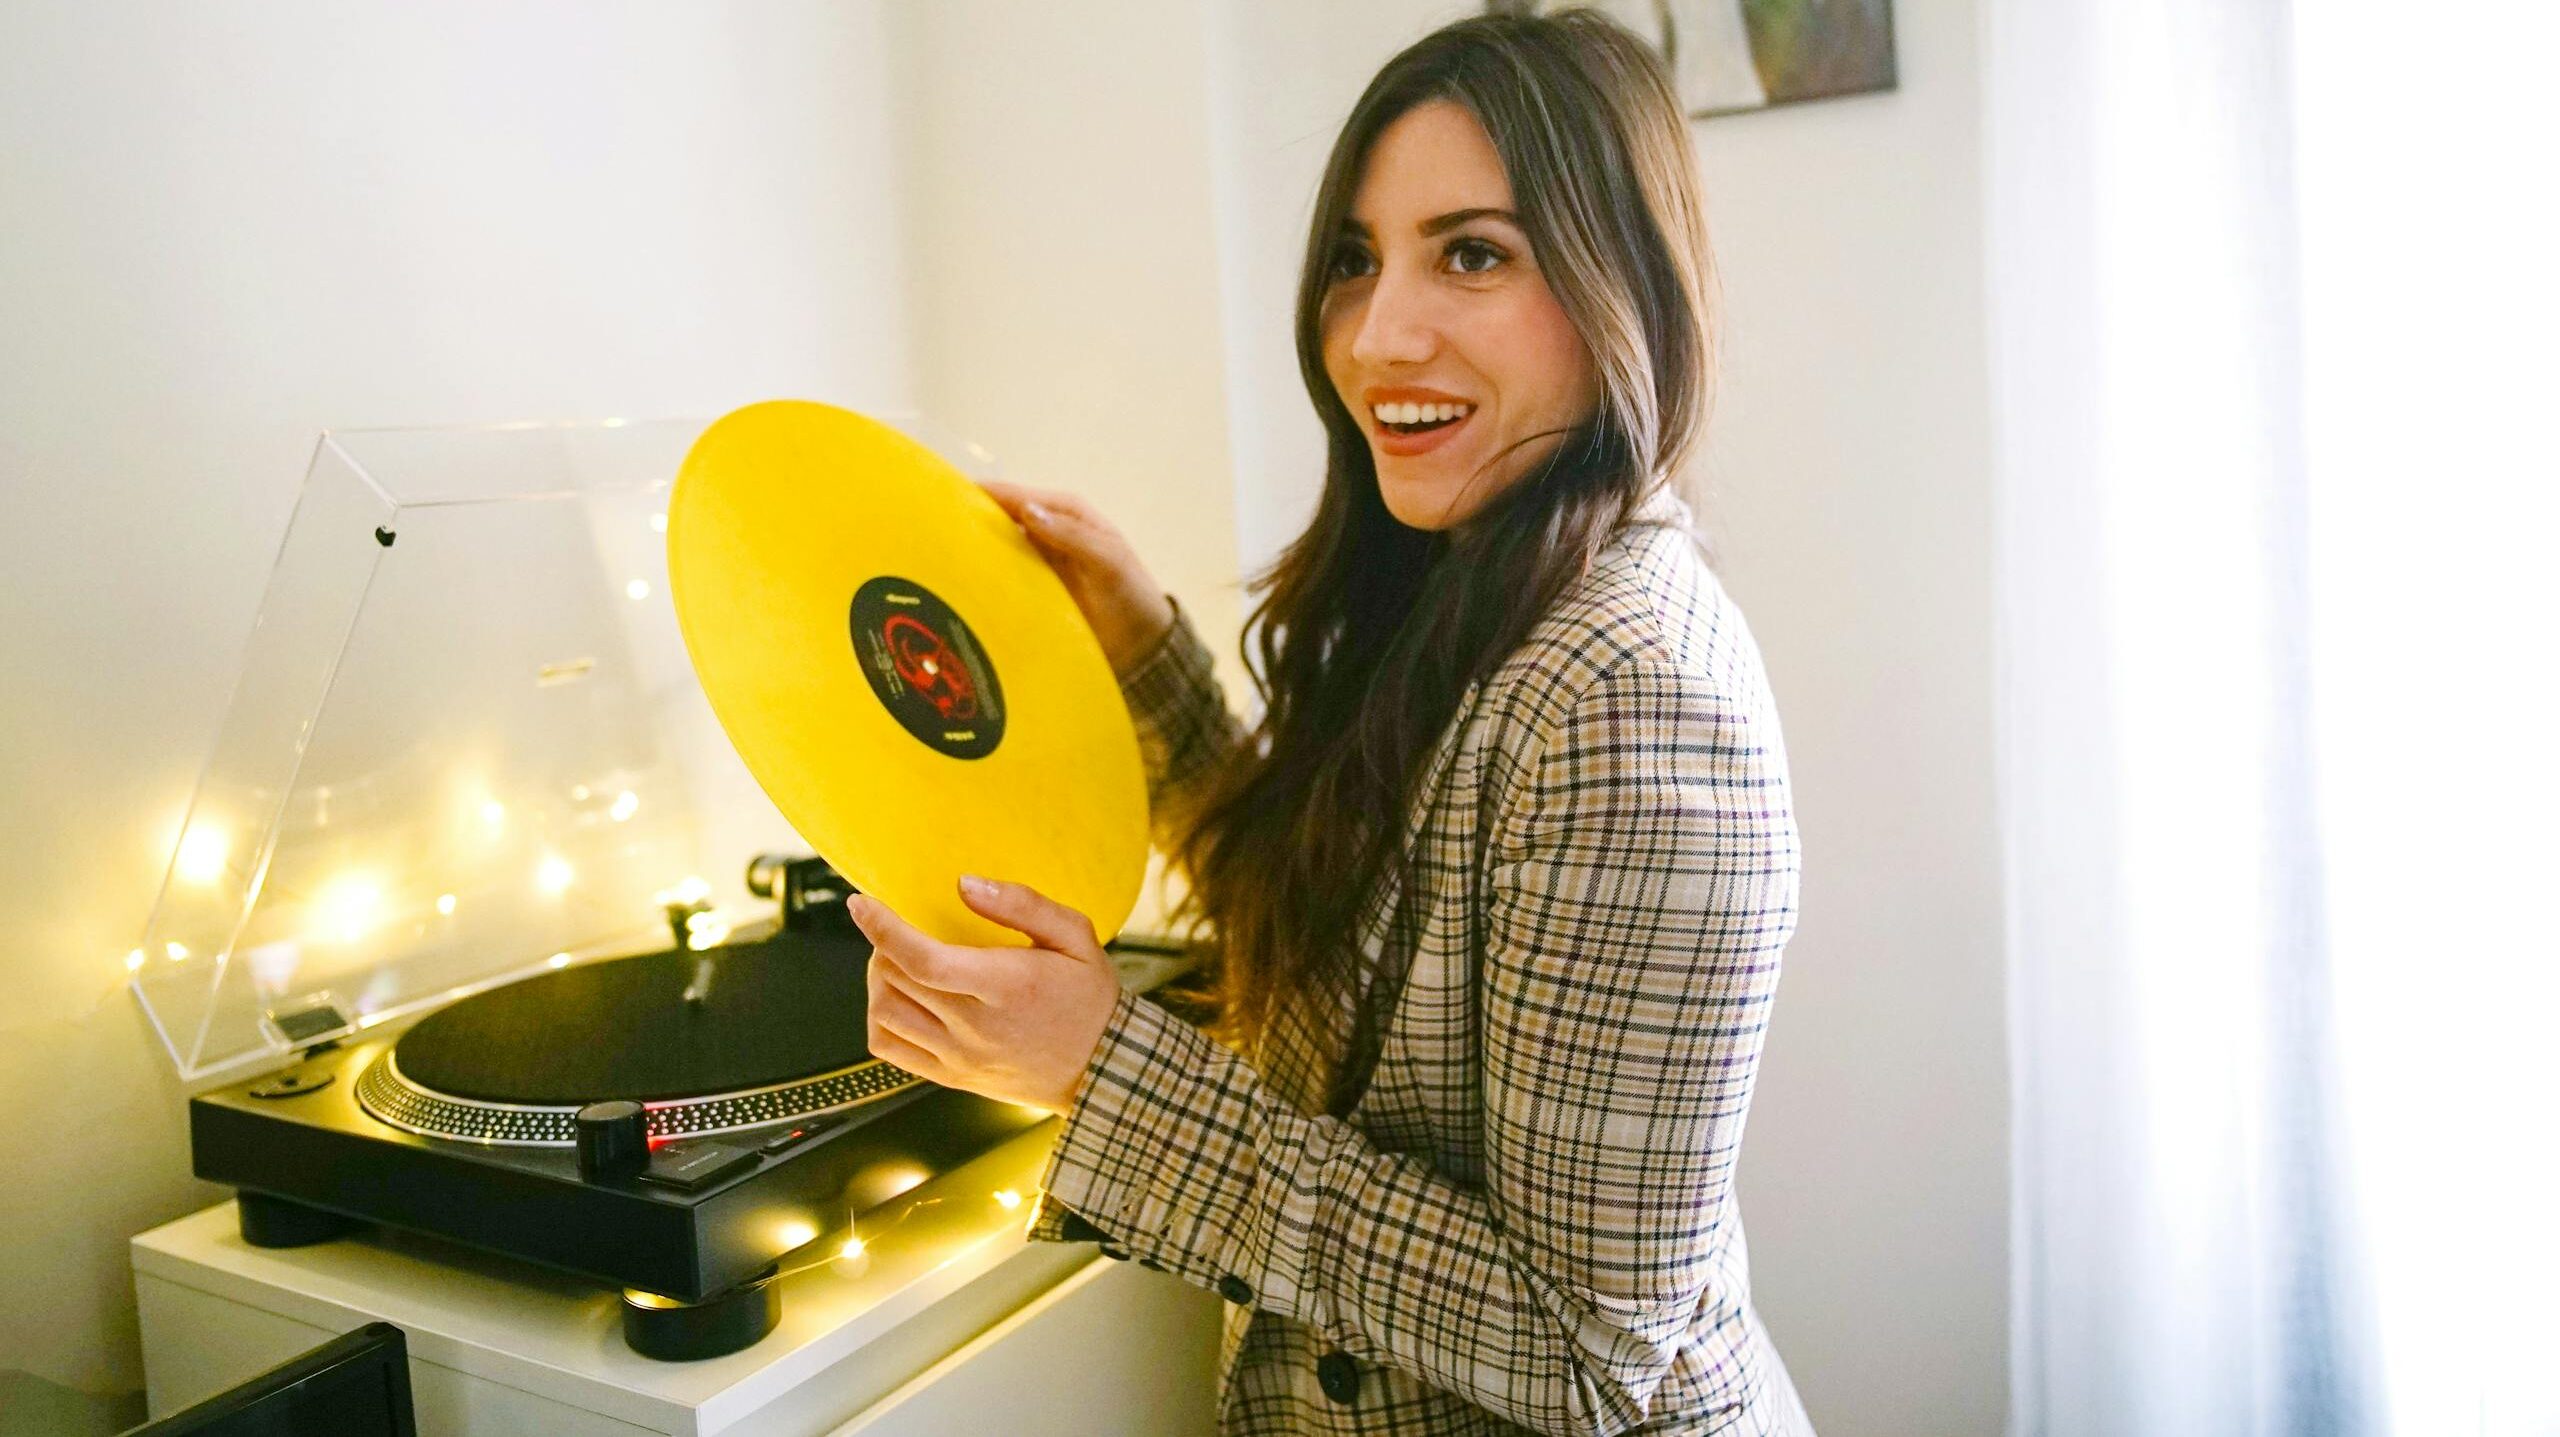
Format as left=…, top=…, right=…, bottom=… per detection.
left=666, top=400, right=1147, bottom=947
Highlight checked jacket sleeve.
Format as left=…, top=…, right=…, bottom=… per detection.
left=1027, top=648, right=1802, bottom=1436
left=1107, top=596, right=1246, bottom=850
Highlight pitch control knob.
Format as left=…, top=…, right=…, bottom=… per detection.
left=576, top=1100, right=650, bottom=1181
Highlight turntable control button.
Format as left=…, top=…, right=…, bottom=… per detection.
left=576, top=1100, right=651, bottom=1181
left=755, top=1115, right=846, bottom=1155
left=640, top=1141, right=760, bottom=1191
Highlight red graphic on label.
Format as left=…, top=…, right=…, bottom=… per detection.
left=882, top=614, right=978, bottom=721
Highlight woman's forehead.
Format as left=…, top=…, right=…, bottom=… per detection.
left=1347, top=100, right=1516, bottom=232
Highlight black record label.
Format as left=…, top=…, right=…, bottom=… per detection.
left=848, top=576, right=1005, bottom=759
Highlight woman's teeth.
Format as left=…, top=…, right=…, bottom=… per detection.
left=1372, top=401, right=1474, bottom=433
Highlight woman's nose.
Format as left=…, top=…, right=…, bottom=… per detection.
left=1348, top=266, right=1439, bottom=369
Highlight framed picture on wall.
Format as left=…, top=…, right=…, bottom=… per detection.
left=1490, top=0, right=1898, bottom=118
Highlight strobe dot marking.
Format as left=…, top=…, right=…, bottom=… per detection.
left=356, top=1053, right=922, bottom=1147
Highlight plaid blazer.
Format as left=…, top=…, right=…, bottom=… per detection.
left=1028, top=490, right=1813, bottom=1436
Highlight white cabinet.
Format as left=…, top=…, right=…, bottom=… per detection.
left=833, top=1257, right=1222, bottom=1436
left=131, top=1126, right=1223, bottom=1436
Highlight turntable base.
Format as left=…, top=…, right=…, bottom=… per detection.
left=235, top=1191, right=365, bottom=1249
left=188, top=923, right=1202, bottom=1362
left=622, top=1270, right=781, bottom=1362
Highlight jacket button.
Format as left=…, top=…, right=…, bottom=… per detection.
left=1315, top=1350, right=1360, bottom=1405
left=1216, top=1274, right=1252, bottom=1305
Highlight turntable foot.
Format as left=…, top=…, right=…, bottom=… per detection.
left=237, top=1191, right=367, bottom=1248
left=621, top=1268, right=781, bottom=1360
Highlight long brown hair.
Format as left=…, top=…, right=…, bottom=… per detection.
left=1172, top=9, right=1720, bottom=1061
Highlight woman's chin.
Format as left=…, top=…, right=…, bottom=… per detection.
left=1377, top=469, right=1498, bottom=532
left=1377, top=483, right=1461, bottom=532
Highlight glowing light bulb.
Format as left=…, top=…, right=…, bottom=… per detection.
left=609, top=790, right=639, bottom=822
left=124, top=949, right=145, bottom=973
left=314, top=875, right=383, bottom=942
left=435, top=893, right=457, bottom=916
left=536, top=855, right=574, bottom=895
left=625, top=579, right=651, bottom=602
left=838, top=1235, right=866, bottom=1260
left=175, top=823, right=230, bottom=885
left=165, top=942, right=190, bottom=962
left=992, top=1188, right=1022, bottom=1211
left=683, top=910, right=732, bottom=951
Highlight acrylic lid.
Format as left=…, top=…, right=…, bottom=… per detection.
left=128, top=414, right=996, bottom=1080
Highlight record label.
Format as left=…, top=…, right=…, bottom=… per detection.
left=848, top=576, right=1005, bottom=760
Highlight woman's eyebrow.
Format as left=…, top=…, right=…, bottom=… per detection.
left=1418, top=207, right=1518, bottom=236
left=1339, top=207, right=1522, bottom=240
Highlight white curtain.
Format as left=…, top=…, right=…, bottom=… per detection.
left=1988, top=0, right=2559, bottom=1432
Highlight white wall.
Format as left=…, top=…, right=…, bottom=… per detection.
left=1695, top=1, right=2008, bottom=1428
left=0, top=1, right=915, bottom=1399
left=1201, top=2, right=2009, bottom=1432
left=887, top=0, right=1244, bottom=647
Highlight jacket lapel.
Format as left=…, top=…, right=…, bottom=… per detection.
left=1326, top=677, right=1483, bottom=1117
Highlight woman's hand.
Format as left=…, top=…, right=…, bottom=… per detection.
left=979, top=479, right=1176, bottom=675
left=850, top=875, right=1122, bottom=1115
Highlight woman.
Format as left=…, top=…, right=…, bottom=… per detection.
left=848, top=11, right=1811, bottom=1434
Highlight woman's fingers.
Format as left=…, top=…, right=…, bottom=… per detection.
left=981, top=479, right=1082, bottom=530
left=849, top=897, right=987, bottom=999
left=870, top=962, right=959, bottom=1043
left=865, top=1019, right=948, bottom=1084
left=870, top=947, right=979, bottom=1047
left=956, top=875, right=1104, bottom=962
left=981, top=480, right=1109, bottom=554
left=970, top=480, right=1168, bottom=671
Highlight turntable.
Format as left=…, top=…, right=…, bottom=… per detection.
left=129, top=418, right=1179, bottom=1360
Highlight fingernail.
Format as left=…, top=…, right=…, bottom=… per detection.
left=846, top=896, right=872, bottom=927
left=959, top=874, right=996, bottom=900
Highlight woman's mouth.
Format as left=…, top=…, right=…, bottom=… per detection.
left=1369, top=400, right=1476, bottom=457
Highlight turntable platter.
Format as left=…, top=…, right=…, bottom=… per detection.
left=394, top=933, right=874, bottom=1105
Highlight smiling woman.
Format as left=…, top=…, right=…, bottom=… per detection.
left=1319, top=99, right=1604, bottom=529
left=855, top=10, right=1812, bottom=1435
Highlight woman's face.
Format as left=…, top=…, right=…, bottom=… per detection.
left=1321, top=99, right=1602, bottom=531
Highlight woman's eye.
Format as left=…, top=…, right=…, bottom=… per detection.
left=1328, top=245, right=1377, bottom=282
left=1446, top=238, right=1505, bottom=275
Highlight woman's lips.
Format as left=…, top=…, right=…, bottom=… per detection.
left=1372, top=406, right=1474, bottom=458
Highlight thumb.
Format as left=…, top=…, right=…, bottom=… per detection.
left=957, top=874, right=1104, bottom=960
